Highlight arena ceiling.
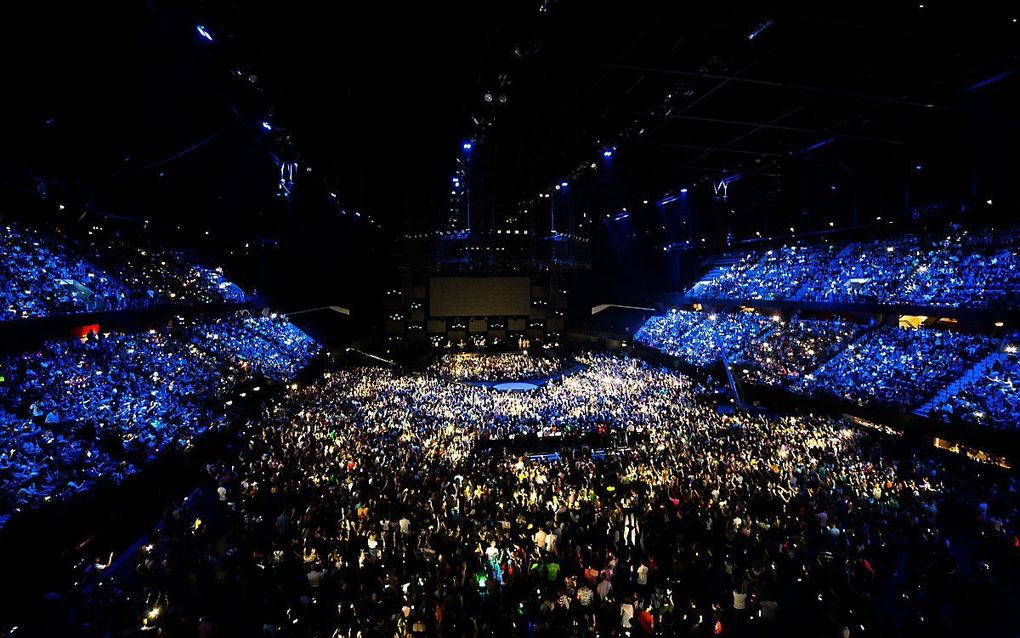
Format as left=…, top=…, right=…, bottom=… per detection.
left=3, top=1, right=1018, bottom=244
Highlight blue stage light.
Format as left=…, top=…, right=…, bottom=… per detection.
left=462, top=142, right=473, bottom=151
left=196, top=25, right=213, bottom=42
left=261, top=121, right=272, bottom=131
left=560, top=182, right=568, bottom=188
left=680, top=187, right=688, bottom=194
left=602, top=149, right=613, bottom=158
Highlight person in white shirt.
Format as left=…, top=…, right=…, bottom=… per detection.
left=535, top=527, right=547, bottom=550
left=620, top=600, right=635, bottom=629
left=732, top=588, right=747, bottom=611
left=544, top=530, right=557, bottom=555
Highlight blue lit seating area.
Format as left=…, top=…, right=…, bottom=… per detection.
left=686, top=228, right=1020, bottom=308
left=0, top=313, right=319, bottom=527
left=634, top=309, right=1016, bottom=429
left=0, top=220, right=248, bottom=321
left=792, top=326, right=993, bottom=408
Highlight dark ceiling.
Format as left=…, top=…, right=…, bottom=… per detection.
left=2, top=1, right=1018, bottom=248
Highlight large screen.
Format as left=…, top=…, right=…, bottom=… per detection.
left=429, top=277, right=531, bottom=317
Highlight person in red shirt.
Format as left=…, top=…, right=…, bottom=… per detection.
left=636, top=606, right=655, bottom=635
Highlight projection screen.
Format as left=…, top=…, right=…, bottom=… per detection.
left=429, top=277, right=531, bottom=317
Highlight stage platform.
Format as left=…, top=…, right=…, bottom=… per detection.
left=465, top=363, right=585, bottom=391
left=492, top=381, right=541, bottom=391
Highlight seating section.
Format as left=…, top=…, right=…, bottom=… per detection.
left=793, top=326, right=993, bottom=408
left=733, top=317, right=862, bottom=386
left=926, top=348, right=1020, bottom=430
left=685, top=228, right=1020, bottom=308
left=634, top=310, right=1015, bottom=425
left=87, top=234, right=248, bottom=306
left=668, top=312, right=773, bottom=366
left=0, top=220, right=247, bottom=321
left=196, top=314, right=322, bottom=380
left=0, top=314, right=319, bottom=526
left=634, top=310, right=772, bottom=366
left=633, top=310, right=705, bottom=357
left=1, top=223, right=130, bottom=320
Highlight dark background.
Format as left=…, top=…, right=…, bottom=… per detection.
left=2, top=1, right=1018, bottom=337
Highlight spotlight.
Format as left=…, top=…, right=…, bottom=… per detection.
left=462, top=142, right=473, bottom=151
left=196, top=25, right=213, bottom=42
left=261, top=121, right=272, bottom=131
left=602, top=149, right=613, bottom=158
left=680, top=187, right=688, bottom=193
left=560, top=181, right=568, bottom=188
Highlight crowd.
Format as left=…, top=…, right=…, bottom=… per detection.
left=733, top=318, right=862, bottom=387
left=36, top=353, right=1019, bottom=637
left=688, top=245, right=835, bottom=302
left=794, top=327, right=993, bottom=409
left=197, top=313, right=322, bottom=381
left=84, top=231, right=249, bottom=307
left=686, top=228, right=1020, bottom=309
left=0, top=222, right=129, bottom=320
left=633, top=310, right=706, bottom=357
left=0, top=313, right=319, bottom=526
left=634, top=310, right=772, bottom=367
left=0, top=219, right=247, bottom=321
left=926, top=348, right=1020, bottom=429
left=634, top=309, right=1020, bottom=426
left=428, top=352, right=568, bottom=382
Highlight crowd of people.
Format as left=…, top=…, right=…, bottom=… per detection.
left=0, top=312, right=319, bottom=526
left=733, top=318, right=862, bottom=387
left=634, top=310, right=772, bottom=367
left=686, top=228, right=1020, bottom=309
left=0, top=219, right=247, bottom=321
left=84, top=231, right=248, bottom=307
left=634, top=310, right=1020, bottom=426
left=925, top=347, right=1020, bottom=429
left=34, top=353, right=1019, bottom=637
left=428, top=352, right=569, bottom=382
left=198, top=313, right=322, bottom=381
left=1, top=222, right=129, bottom=320
left=794, top=327, right=993, bottom=409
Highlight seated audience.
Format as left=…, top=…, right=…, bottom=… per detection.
left=794, top=326, right=992, bottom=408
left=685, top=228, right=1020, bottom=309
left=0, top=313, right=318, bottom=524
left=734, top=316, right=863, bottom=386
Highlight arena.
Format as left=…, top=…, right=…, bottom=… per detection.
left=1, top=2, right=1019, bottom=637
